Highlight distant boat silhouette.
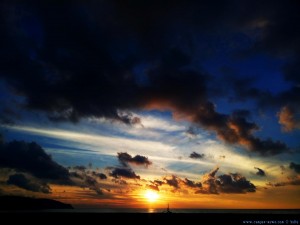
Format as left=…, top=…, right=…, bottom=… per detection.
left=162, top=203, right=172, bottom=213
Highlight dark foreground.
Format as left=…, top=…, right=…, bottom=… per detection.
left=0, top=196, right=299, bottom=225
left=0, top=211, right=299, bottom=225
left=0, top=196, right=73, bottom=210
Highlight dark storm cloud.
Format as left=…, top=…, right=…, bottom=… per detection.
left=0, top=140, right=70, bottom=181
left=0, top=138, right=106, bottom=195
left=7, top=173, right=51, bottom=193
left=164, top=175, right=180, bottom=189
left=117, top=152, right=152, bottom=168
left=199, top=167, right=256, bottom=194
left=227, top=84, right=300, bottom=127
left=91, top=171, right=107, bottom=180
left=227, top=110, right=288, bottom=155
left=222, top=0, right=300, bottom=122
left=254, top=167, right=266, bottom=177
left=184, top=178, right=202, bottom=188
left=117, top=153, right=132, bottom=167
left=0, top=0, right=295, bottom=155
left=189, top=152, right=205, bottom=159
left=289, top=162, right=300, bottom=174
left=192, top=105, right=288, bottom=155
left=200, top=167, right=220, bottom=194
left=84, top=175, right=103, bottom=195
left=231, top=1, right=300, bottom=90
left=0, top=1, right=144, bottom=124
left=69, top=168, right=106, bottom=195
left=216, top=173, right=256, bottom=193
left=84, top=176, right=97, bottom=186
left=109, top=168, right=140, bottom=179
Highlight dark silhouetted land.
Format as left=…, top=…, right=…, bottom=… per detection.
left=0, top=196, right=73, bottom=210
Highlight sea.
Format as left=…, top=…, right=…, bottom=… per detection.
left=1, top=209, right=299, bottom=224
left=43, top=208, right=300, bottom=214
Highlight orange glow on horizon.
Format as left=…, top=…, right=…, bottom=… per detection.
left=47, top=183, right=300, bottom=209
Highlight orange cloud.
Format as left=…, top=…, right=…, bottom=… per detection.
left=278, top=105, right=300, bottom=132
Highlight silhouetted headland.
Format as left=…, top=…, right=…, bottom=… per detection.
left=0, top=196, right=73, bottom=210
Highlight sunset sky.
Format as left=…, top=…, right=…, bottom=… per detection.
left=0, top=0, right=299, bottom=210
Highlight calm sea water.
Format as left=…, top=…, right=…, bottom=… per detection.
left=3, top=208, right=299, bottom=225
left=43, top=208, right=300, bottom=214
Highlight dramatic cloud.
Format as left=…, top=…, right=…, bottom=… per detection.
left=140, top=61, right=288, bottom=156
left=190, top=152, right=205, bottom=159
left=117, top=112, right=142, bottom=126
left=84, top=175, right=103, bottom=195
left=0, top=140, right=70, bottom=181
left=164, top=175, right=180, bottom=189
left=147, top=184, right=159, bottom=192
left=117, top=152, right=152, bottom=167
left=153, top=180, right=164, bottom=186
left=278, top=105, right=300, bottom=132
left=289, top=162, right=300, bottom=174
left=0, top=0, right=299, bottom=209
left=199, top=167, right=256, bottom=194
left=216, top=173, right=256, bottom=193
left=200, top=167, right=220, bottom=194
left=0, top=139, right=106, bottom=196
left=7, top=173, right=51, bottom=194
left=184, top=178, right=202, bottom=188
left=0, top=1, right=292, bottom=156
left=91, top=171, right=107, bottom=180
left=148, top=179, right=164, bottom=192
left=192, top=107, right=289, bottom=155
left=266, top=177, right=300, bottom=187
left=111, top=178, right=127, bottom=185
left=69, top=168, right=106, bottom=195
left=109, top=168, right=140, bottom=179
left=254, top=167, right=266, bottom=177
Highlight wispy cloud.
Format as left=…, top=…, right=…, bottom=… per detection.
left=138, top=114, right=186, bottom=132
left=5, top=125, right=175, bottom=157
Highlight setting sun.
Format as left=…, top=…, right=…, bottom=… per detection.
left=144, top=190, right=159, bottom=203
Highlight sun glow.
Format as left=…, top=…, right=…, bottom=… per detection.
left=144, top=190, right=159, bottom=202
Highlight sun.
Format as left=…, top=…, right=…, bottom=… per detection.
left=144, top=190, right=159, bottom=202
